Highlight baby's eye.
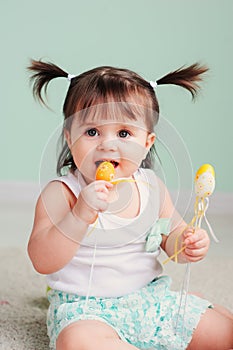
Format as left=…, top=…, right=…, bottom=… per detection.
left=118, top=129, right=131, bottom=138
left=86, top=128, right=99, bottom=137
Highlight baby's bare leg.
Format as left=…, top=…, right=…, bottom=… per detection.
left=187, top=308, right=233, bottom=350
left=213, top=303, right=233, bottom=320
left=56, top=320, right=139, bottom=350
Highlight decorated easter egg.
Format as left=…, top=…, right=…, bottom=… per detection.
left=95, top=161, right=115, bottom=181
left=194, top=164, right=215, bottom=198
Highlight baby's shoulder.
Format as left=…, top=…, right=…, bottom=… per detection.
left=48, top=171, right=80, bottom=195
left=40, top=175, right=77, bottom=208
left=138, top=169, right=170, bottom=197
left=138, top=168, right=160, bottom=185
left=139, top=167, right=155, bottom=178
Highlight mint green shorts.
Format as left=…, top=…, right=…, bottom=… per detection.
left=47, top=276, right=212, bottom=349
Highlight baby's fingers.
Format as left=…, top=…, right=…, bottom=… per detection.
left=184, top=246, right=207, bottom=262
left=184, top=229, right=209, bottom=246
left=183, top=228, right=210, bottom=262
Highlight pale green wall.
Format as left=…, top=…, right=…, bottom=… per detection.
left=1, top=0, right=233, bottom=191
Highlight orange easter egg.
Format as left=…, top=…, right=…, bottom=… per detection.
left=95, top=161, right=115, bottom=181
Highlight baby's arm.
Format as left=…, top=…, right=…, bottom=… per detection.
left=27, top=179, right=112, bottom=274
left=158, top=178, right=210, bottom=263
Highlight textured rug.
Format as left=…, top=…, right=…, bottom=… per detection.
left=0, top=247, right=232, bottom=350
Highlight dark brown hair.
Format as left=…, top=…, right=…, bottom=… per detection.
left=28, top=60, right=208, bottom=175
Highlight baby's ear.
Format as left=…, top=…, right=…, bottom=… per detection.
left=64, top=129, right=72, bottom=149
left=146, top=132, right=156, bottom=150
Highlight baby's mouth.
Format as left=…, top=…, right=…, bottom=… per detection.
left=95, top=160, right=119, bottom=169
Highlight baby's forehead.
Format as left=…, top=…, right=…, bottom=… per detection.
left=72, top=117, right=148, bottom=131
left=70, top=101, right=154, bottom=127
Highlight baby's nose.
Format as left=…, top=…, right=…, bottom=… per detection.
left=97, top=138, right=118, bottom=152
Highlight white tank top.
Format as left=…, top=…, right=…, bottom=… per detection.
left=46, top=168, right=163, bottom=297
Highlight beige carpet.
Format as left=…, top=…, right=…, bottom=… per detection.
left=0, top=247, right=232, bottom=350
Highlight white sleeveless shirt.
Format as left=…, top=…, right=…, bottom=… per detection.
left=46, top=168, right=164, bottom=297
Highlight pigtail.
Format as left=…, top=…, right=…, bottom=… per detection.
left=28, top=59, right=68, bottom=105
left=156, top=63, right=208, bottom=99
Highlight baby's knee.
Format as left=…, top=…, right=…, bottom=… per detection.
left=56, top=323, right=92, bottom=350
left=187, top=309, right=233, bottom=350
left=56, top=320, right=119, bottom=350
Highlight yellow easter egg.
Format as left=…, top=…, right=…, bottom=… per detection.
left=95, top=161, right=115, bottom=181
left=195, top=164, right=215, bottom=181
left=195, top=164, right=215, bottom=197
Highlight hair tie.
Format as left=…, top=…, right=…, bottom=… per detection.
left=67, top=74, right=75, bottom=81
left=149, top=80, right=157, bottom=89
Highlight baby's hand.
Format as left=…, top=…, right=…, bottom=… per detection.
left=182, top=227, right=210, bottom=262
left=73, top=181, right=113, bottom=224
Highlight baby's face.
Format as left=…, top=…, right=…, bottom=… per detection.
left=65, top=115, right=155, bottom=183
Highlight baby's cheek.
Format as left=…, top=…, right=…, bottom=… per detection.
left=123, top=142, right=147, bottom=164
